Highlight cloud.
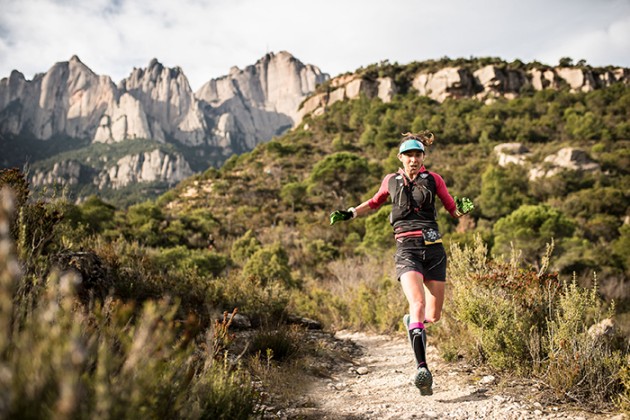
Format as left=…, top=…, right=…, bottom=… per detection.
left=1, top=0, right=629, bottom=90
left=538, top=14, right=630, bottom=67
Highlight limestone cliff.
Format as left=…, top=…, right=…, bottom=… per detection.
left=0, top=55, right=117, bottom=141
left=96, top=149, right=194, bottom=189
left=0, top=52, right=327, bottom=198
left=297, top=64, right=629, bottom=121
left=196, top=51, right=328, bottom=153
left=0, top=52, right=326, bottom=152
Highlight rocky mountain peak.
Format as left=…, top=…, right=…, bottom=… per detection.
left=195, top=50, right=328, bottom=152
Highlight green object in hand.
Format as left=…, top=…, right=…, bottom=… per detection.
left=455, top=196, right=475, bottom=214
left=329, top=210, right=353, bottom=225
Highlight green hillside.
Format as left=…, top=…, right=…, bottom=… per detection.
left=162, top=80, right=630, bottom=306
left=1, top=59, right=629, bottom=416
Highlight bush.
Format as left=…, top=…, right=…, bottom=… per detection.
left=478, top=164, right=531, bottom=219
left=230, top=229, right=262, bottom=267
left=492, top=204, right=575, bottom=263
left=248, top=327, right=300, bottom=361
left=150, top=245, right=227, bottom=278
left=447, top=235, right=629, bottom=409
left=448, top=236, right=561, bottom=371
left=545, top=278, right=625, bottom=405
left=78, top=195, right=117, bottom=234
left=243, top=243, right=295, bottom=288
left=0, top=192, right=259, bottom=419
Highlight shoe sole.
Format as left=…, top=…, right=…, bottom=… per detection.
left=415, top=368, right=433, bottom=396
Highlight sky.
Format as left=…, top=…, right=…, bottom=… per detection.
left=1, top=0, right=629, bottom=91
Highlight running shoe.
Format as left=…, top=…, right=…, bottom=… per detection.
left=415, top=366, right=433, bottom=396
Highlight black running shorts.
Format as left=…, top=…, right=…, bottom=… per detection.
left=394, top=237, right=447, bottom=281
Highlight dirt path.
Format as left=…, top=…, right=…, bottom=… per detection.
left=276, top=330, right=625, bottom=420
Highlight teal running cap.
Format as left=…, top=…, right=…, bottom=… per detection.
left=399, top=139, right=425, bottom=154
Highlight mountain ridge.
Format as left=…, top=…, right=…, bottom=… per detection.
left=1, top=53, right=628, bottom=206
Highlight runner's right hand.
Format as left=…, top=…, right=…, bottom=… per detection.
left=329, top=210, right=354, bottom=225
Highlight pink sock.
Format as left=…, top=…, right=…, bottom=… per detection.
left=409, top=321, right=425, bottom=330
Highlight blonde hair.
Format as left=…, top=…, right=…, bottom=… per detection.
left=400, top=131, right=435, bottom=147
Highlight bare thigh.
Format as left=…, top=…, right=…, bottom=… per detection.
left=400, top=271, right=426, bottom=322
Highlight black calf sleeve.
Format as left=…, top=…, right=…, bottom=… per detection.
left=410, top=328, right=427, bottom=367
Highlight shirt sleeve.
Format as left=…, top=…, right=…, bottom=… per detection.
left=367, top=174, right=394, bottom=209
left=431, top=172, right=458, bottom=216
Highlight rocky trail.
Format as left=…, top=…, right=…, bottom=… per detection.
left=270, top=330, right=626, bottom=420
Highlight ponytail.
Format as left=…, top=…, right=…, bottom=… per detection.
left=401, top=131, right=435, bottom=147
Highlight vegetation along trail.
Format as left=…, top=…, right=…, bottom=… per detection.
left=277, top=331, right=625, bottom=420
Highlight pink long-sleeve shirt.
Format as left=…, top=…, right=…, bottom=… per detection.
left=367, top=166, right=458, bottom=237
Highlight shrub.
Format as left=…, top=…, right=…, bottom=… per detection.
left=447, top=234, right=629, bottom=410
left=492, top=204, right=575, bottom=262
left=243, top=243, right=295, bottom=288
left=248, top=326, right=300, bottom=362
left=150, top=245, right=227, bottom=278
left=230, top=229, right=262, bottom=267
left=544, top=277, right=625, bottom=405
left=349, top=275, right=406, bottom=332
left=359, top=205, right=392, bottom=253
left=449, top=236, right=561, bottom=371
left=308, top=152, right=372, bottom=206
left=78, top=195, right=117, bottom=234
left=0, top=191, right=259, bottom=419
left=478, top=163, right=531, bottom=220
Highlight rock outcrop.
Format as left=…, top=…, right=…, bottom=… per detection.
left=297, top=75, right=397, bottom=121
left=0, top=52, right=327, bottom=195
left=494, top=143, right=531, bottom=167
left=196, top=51, right=327, bottom=152
left=116, top=59, right=207, bottom=146
left=492, top=143, right=601, bottom=181
left=297, top=64, right=628, bottom=120
left=412, top=67, right=477, bottom=102
left=0, top=56, right=117, bottom=140
left=1, top=53, right=326, bottom=150
left=529, top=147, right=600, bottom=180
left=31, top=160, right=86, bottom=187
left=96, top=149, right=193, bottom=189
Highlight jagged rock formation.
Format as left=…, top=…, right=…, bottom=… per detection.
left=298, top=75, right=397, bottom=121
left=111, top=59, right=207, bottom=146
left=0, top=56, right=117, bottom=141
left=31, top=160, right=86, bottom=187
left=196, top=51, right=327, bottom=152
left=0, top=52, right=327, bottom=196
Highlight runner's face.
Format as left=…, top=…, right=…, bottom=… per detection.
left=398, top=150, right=424, bottom=176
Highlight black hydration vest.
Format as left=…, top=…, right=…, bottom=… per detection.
left=387, top=169, right=440, bottom=235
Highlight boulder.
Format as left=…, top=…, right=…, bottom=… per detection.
left=555, top=67, right=597, bottom=92
left=493, top=142, right=531, bottom=166
left=412, top=67, right=476, bottom=102
left=529, top=147, right=600, bottom=180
